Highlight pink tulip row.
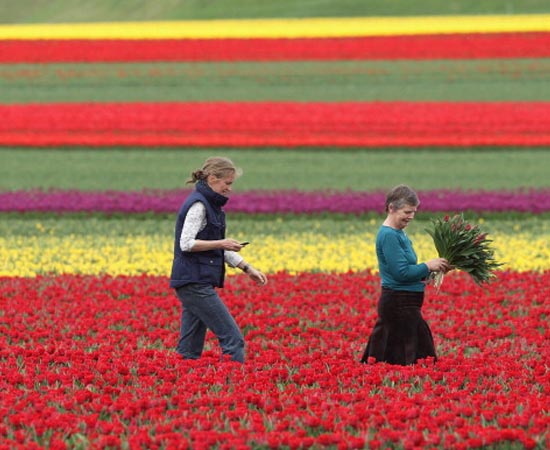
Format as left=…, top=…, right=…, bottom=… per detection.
left=2, top=188, right=550, bottom=214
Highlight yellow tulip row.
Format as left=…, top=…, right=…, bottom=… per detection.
left=1, top=14, right=549, bottom=40
left=1, top=231, right=548, bottom=277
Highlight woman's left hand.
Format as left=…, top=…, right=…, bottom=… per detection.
left=247, top=267, right=268, bottom=285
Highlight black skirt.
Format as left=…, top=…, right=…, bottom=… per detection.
left=361, top=287, right=436, bottom=365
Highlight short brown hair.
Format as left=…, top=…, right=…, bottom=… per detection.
left=385, top=184, right=419, bottom=212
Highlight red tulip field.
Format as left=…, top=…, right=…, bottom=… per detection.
left=1, top=271, right=549, bottom=449
left=1, top=2, right=550, bottom=449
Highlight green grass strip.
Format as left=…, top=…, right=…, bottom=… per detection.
left=2, top=148, right=550, bottom=192
left=1, top=0, right=549, bottom=23
left=2, top=59, right=549, bottom=103
left=2, top=211, right=550, bottom=237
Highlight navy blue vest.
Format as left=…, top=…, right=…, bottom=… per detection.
left=170, top=181, right=227, bottom=288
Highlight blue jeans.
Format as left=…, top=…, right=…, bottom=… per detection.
left=175, top=283, right=245, bottom=363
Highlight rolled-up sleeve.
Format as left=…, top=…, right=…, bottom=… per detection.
left=224, top=250, right=244, bottom=268
left=179, top=202, right=206, bottom=252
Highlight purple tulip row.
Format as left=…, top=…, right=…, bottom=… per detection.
left=1, top=188, right=550, bottom=214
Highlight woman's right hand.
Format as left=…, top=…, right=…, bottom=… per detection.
left=219, top=238, right=246, bottom=252
left=426, top=258, right=451, bottom=273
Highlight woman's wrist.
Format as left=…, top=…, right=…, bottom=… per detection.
left=241, top=263, right=250, bottom=273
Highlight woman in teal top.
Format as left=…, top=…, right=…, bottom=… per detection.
left=361, top=185, right=451, bottom=365
left=376, top=225, right=429, bottom=292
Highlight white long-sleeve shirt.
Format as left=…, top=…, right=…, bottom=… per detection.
left=179, top=202, right=243, bottom=268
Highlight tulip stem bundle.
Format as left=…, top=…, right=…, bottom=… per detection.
left=425, top=213, right=502, bottom=289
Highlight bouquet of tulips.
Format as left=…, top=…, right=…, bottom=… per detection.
left=425, top=213, right=502, bottom=289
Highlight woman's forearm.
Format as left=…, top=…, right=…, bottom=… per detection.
left=190, top=239, right=223, bottom=252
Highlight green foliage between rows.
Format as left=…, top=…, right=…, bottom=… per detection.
left=1, top=148, right=549, bottom=192
left=1, top=0, right=549, bottom=24
left=1, top=212, right=549, bottom=237
left=3, top=59, right=549, bottom=103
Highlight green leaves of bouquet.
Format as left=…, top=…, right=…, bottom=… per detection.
left=425, top=213, right=502, bottom=289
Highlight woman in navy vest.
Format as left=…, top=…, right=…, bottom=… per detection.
left=170, top=156, right=267, bottom=363
left=361, top=184, right=451, bottom=365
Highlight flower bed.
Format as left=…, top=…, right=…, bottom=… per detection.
left=2, top=188, right=550, bottom=214
left=2, top=102, right=550, bottom=147
left=2, top=9, right=550, bottom=449
left=2, top=33, right=550, bottom=63
left=1, top=272, right=548, bottom=449
left=2, top=214, right=549, bottom=276
left=2, top=14, right=549, bottom=40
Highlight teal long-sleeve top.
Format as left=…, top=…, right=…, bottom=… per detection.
left=376, top=225, right=430, bottom=292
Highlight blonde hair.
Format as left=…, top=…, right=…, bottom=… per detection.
left=385, top=184, right=419, bottom=213
left=186, top=156, right=242, bottom=185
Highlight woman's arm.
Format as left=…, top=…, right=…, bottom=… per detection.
left=180, top=202, right=248, bottom=253
left=382, top=233, right=450, bottom=281
left=179, top=202, right=206, bottom=252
